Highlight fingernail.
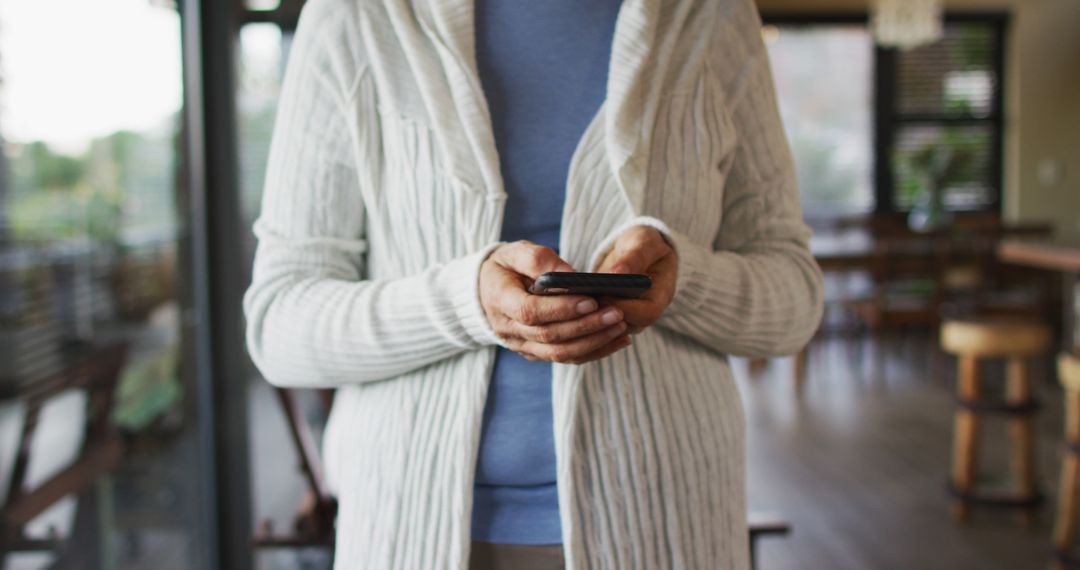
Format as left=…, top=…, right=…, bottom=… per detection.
left=601, top=309, right=621, bottom=325
left=611, top=322, right=628, bottom=335
left=577, top=299, right=598, bottom=314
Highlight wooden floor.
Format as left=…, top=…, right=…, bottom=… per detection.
left=247, top=333, right=1070, bottom=570
left=742, top=333, right=1064, bottom=570
left=248, top=332, right=1070, bottom=569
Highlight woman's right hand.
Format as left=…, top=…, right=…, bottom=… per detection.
left=479, top=241, right=632, bottom=364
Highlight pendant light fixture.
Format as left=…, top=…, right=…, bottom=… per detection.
left=871, top=0, right=945, bottom=50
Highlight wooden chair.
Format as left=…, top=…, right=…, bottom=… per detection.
left=814, top=216, right=1054, bottom=388
left=939, top=222, right=1055, bottom=319
left=850, top=231, right=944, bottom=331
left=838, top=214, right=1053, bottom=334
left=940, top=318, right=1052, bottom=525
left=1054, top=354, right=1080, bottom=570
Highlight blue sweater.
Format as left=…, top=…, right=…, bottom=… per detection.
left=471, top=0, right=622, bottom=545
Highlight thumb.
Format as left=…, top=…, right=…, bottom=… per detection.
left=594, top=248, right=632, bottom=274
left=503, top=242, right=576, bottom=278
left=611, top=231, right=671, bottom=274
left=607, top=247, right=649, bottom=274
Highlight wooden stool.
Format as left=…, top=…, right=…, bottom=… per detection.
left=1054, top=354, right=1080, bottom=569
left=940, top=318, right=1051, bottom=525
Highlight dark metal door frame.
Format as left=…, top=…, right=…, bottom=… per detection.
left=180, top=0, right=254, bottom=568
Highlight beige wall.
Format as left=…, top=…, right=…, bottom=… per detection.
left=756, top=0, right=1080, bottom=239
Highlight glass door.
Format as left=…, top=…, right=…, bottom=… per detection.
left=0, top=0, right=214, bottom=567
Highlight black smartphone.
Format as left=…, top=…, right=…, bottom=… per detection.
left=528, top=272, right=652, bottom=299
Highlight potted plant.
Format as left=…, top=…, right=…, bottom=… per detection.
left=895, top=129, right=976, bottom=232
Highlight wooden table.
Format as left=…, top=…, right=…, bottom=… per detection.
left=814, top=223, right=1058, bottom=274
left=999, top=240, right=1080, bottom=273
left=812, top=228, right=1001, bottom=273
left=998, top=239, right=1080, bottom=353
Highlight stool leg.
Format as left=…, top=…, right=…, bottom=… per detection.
left=1007, top=357, right=1038, bottom=528
left=793, top=347, right=807, bottom=391
left=1055, top=390, right=1080, bottom=559
left=952, top=355, right=981, bottom=523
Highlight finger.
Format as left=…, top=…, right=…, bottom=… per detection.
left=596, top=243, right=661, bottom=275
left=597, top=297, right=661, bottom=330
left=489, top=262, right=600, bottom=325
left=488, top=314, right=518, bottom=340
left=513, top=305, right=624, bottom=343
left=519, top=322, right=628, bottom=363
left=502, top=290, right=602, bottom=326
left=494, top=241, right=576, bottom=279
left=503, top=333, right=541, bottom=360
left=613, top=242, right=669, bottom=275
left=593, top=250, right=619, bottom=274
left=566, top=334, right=633, bottom=364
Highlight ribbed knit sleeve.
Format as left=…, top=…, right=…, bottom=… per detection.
left=596, top=24, right=824, bottom=358
left=242, top=0, right=504, bottom=389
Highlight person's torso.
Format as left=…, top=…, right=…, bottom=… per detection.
left=317, top=0, right=754, bottom=565
left=470, top=0, right=623, bottom=544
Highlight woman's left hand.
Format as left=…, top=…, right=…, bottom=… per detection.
left=593, top=225, right=678, bottom=335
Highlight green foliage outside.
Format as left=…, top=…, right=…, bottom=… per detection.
left=5, top=122, right=181, bottom=246
left=894, top=23, right=995, bottom=210
left=23, top=141, right=85, bottom=189
left=111, top=343, right=182, bottom=432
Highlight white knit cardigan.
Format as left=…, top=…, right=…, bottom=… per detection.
left=243, top=0, right=824, bottom=568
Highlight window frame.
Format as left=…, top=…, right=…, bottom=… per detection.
left=762, top=11, right=1010, bottom=216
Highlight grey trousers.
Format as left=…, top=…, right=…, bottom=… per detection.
left=468, top=541, right=565, bottom=570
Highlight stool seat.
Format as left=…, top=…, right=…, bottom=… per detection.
left=1061, top=354, right=1080, bottom=392
left=941, top=318, right=1052, bottom=358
